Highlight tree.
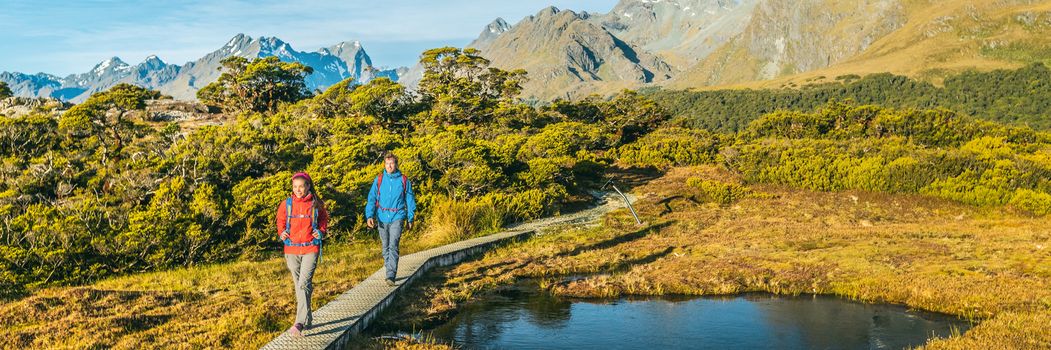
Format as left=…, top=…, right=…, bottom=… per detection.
left=197, top=56, right=314, bottom=114
left=0, top=114, right=59, bottom=158
left=346, top=78, right=418, bottom=130
left=550, top=90, right=671, bottom=145
left=599, top=90, right=670, bottom=144
left=310, top=77, right=419, bottom=130
left=0, top=81, right=12, bottom=99
left=417, top=47, right=527, bottom=125
left=58, top=83, right=160, bottom=164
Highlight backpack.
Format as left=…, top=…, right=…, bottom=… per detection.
left=283, top=197, right=323, bottom=263
left=375, top=173, right=409, bottom=213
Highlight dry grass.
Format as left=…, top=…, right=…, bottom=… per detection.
left=348, top=333, right=455, bottom=350
left=372, top=166, right=1051, bottom=349
left=0, top=206, right=504, bottom=349
left=416, top=199, right=503, bottom=247
left=0, top=242, right=385, bottom=349
left=0, top=192, right=552, bottom=349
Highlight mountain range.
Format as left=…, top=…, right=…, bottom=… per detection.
left=402, top=0, right=1051, bottom=99
left=0, top=34, right=406, bottom=102
left=5, top=0, right=1050, bottom=102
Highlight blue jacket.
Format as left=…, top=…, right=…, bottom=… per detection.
left=365, top=170, right=416, bottom=223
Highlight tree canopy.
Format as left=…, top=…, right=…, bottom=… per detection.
left=0, top=81, right=12, bottom=99
left=197, top=56, right=314, bottom=114
left=648, top=63, right=1051, bottom=131
left=417, top=47, right=527, bottom=125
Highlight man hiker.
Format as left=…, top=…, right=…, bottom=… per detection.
left=365, top=152, right=417, bottom=286
left=276, top=172, right=329, bottom=337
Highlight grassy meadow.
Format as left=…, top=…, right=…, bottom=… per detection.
left=0, top=235, right=492, bottom=348
left=365, top=166, right=1051, bottom=349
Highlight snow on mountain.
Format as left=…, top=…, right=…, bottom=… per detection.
left=1, top=34, right=406, bottom=102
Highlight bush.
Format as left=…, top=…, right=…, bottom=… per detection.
left=686, top=178, right=752, bottom=205
left=496, top=184, right=569, bottom=221
left=647, top=63, right=1051, bottom=132
left=616, top=127, right=721, bottom=168
left=720, top=102, right=1051, bottom=216
left=1009, top=189, right=1051, bottom=216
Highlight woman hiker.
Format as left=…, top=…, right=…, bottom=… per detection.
left=365, top=152, right=417, bottom=286
left=276, top=172, right=329, bottom=337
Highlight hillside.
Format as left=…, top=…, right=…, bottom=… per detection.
left=677, top=0, right=1051, bottom=90
left=598, top=0, right=760, bottom=70
left=466, top=6, right=674, bottom=99
left=669, top=0, right=905, bottom=87
left=455, top=0, right=1051, bottom=99
left=5, top=166, right=1049, bottom=348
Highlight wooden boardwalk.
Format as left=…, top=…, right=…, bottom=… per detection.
left=260, top=229, right=535, bottom=350
left=261, top=192, right=632, bottom=349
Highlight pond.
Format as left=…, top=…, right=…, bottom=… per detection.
left=405, top=284, right=973, bottom=349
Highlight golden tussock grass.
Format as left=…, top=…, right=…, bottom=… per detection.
left=415, top=198, right=503, bottom=247
left=0, top=242, right=385, bottom=349
left=0, top=199, right=497, bottom=349
left=372, top=166, right=1050, bottom=349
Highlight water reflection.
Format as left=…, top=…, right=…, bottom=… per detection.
left=420, top=284, right=972, bottom=349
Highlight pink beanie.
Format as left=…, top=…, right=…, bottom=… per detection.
left=292, top=172, right=312, bottom=182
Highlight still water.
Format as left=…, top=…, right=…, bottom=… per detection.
left=421, top=285, right=972, bottom=350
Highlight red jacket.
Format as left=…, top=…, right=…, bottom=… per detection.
left=276, top=193, right=329, bottom=255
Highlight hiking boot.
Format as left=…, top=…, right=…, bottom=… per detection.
left=290, top=323, right=304, bottom=337
left=385, top=278, right=396, bottom=286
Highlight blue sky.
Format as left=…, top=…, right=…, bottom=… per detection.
left=0, top=0, right=619, bottom=75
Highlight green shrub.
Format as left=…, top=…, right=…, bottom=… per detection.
left=648, top=63, right=1051, bottom=131
left=615, top=127, right=721, bottom=168
left=686, top=178, right=752, bottom=205
left=1009, top=189, right=1051, bottom=216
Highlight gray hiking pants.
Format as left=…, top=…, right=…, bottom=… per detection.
left=377, top=220, right=404, bottom=280
left=285, top=253, right=318, bottom=326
